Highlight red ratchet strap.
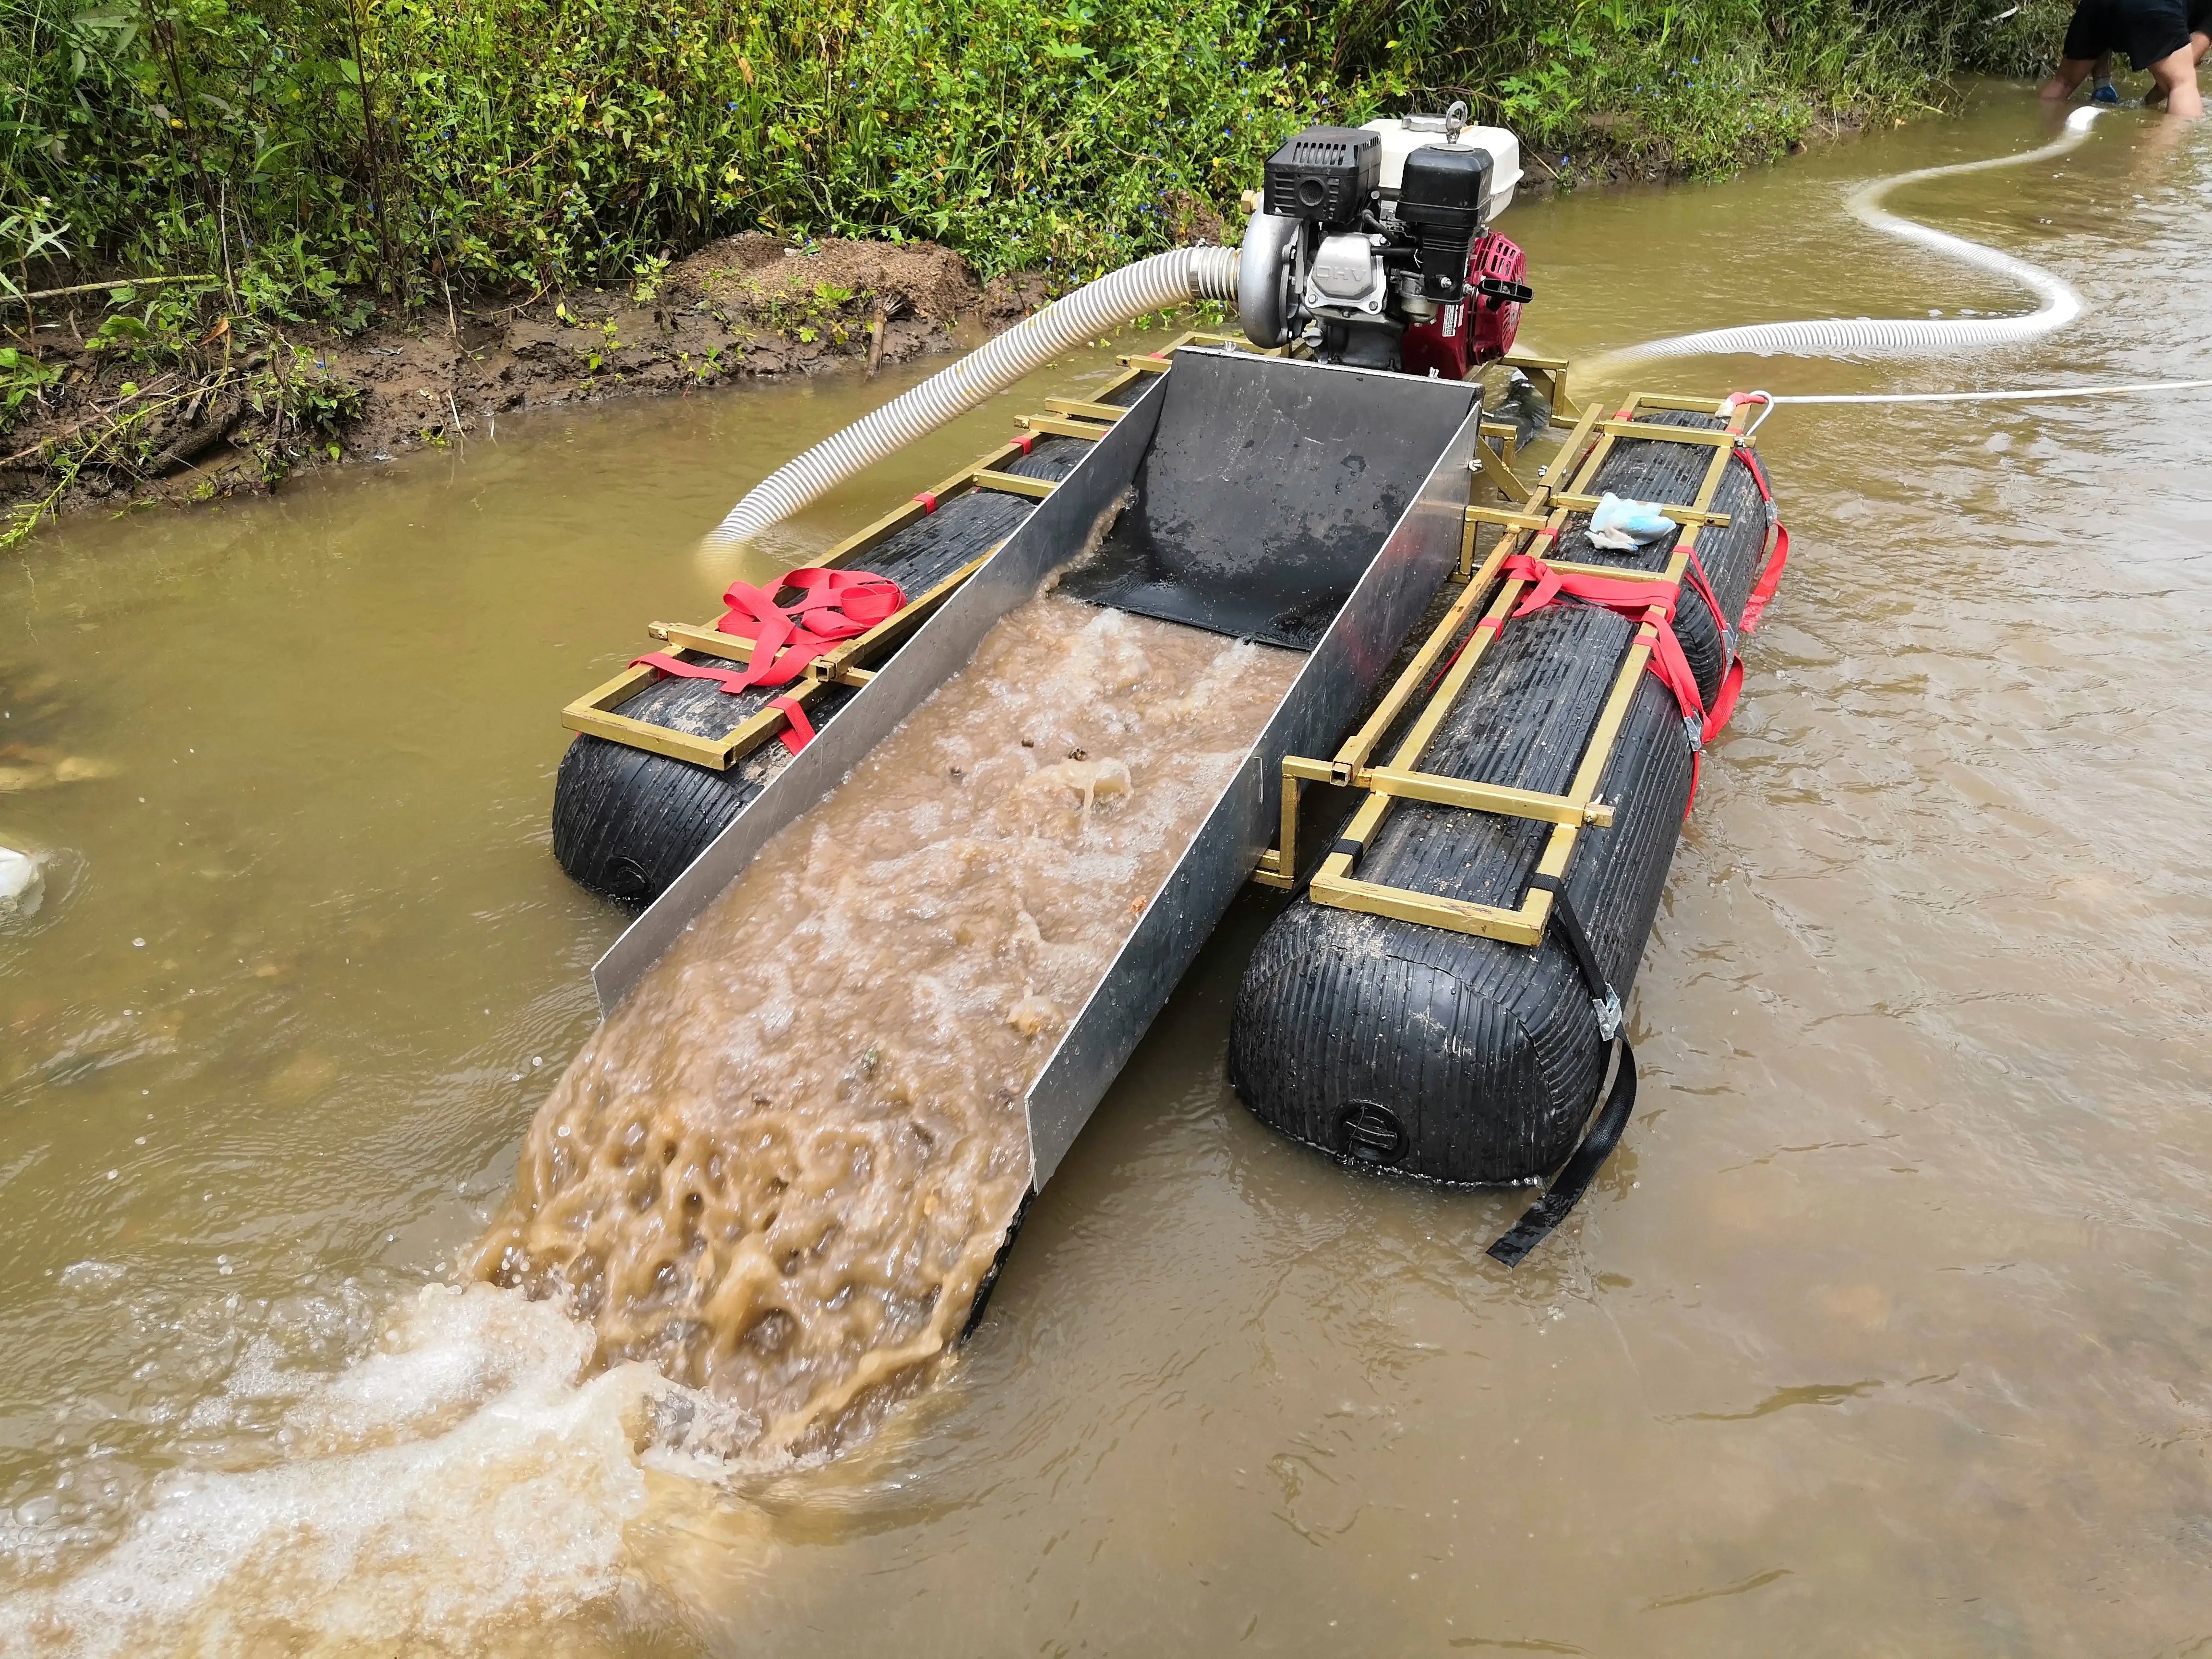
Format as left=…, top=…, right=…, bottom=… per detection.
left=766, top=696, right=817, bottom=754
left=1680, top=543, right=1727, bottom=656
left=629, top=566, right=906, bottom=753
left=1732, top=443, right=1790, bottom=634
left=1497, top=551, right=1722, bottom=814
left=709, top=568, right=905, bottom=688
left=1499, top=551, right=1676, bottom=622
left=629, top=653, right=752, bottom=693
left=625, top=654, right=822, bottom=755
left=1678, top=540, right=1744, bottom=738
left=1425, top=548, right=1674, bottom=697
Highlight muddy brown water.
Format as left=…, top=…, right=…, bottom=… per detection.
left=3, top=86, right=2211, bottom=1654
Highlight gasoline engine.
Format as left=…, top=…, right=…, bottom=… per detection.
left=1238, top=108, right=1531, bottom=376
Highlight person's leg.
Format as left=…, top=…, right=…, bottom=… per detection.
left=2144, top=30, right=2203, bottom=99
left=2043, top=56, right=2098, bottom=98
left=2092, top=49, right=2121, bottom=97
left=2049, top=0, right=2110, bottom=96
left=2147, top=40, right=2205, bottom=112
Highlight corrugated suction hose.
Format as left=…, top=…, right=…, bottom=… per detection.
left=1616, top=107, right=2104, bottom=362
left=705, top=247, right=1241, bottom=546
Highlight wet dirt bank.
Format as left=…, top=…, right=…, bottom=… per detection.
left=0, top=106, right=1891, bottom=544
left=0, top=236, right=1052, bottom=535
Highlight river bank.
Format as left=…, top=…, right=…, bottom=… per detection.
left=0, top=0, right=2070, bottom=545
left=0, top=237, right=1058, bottom=543
left=0, top=89, right=1921, bottom=546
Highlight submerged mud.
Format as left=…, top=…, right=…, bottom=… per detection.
left=470, top=596, right=1297, bottom=1458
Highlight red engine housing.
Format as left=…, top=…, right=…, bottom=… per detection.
left=1400, top=232, right=1526, bottom=381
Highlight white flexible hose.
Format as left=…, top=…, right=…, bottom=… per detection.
left=705, top=247, right=1241, bottom=545
left=1616, top=107, right=2104, bottom=363
left=1764, top=377, right=2212, bottom=404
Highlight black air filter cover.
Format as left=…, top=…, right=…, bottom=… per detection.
left=1399, top=144, right=1492, bottom=299
left=1264, top=126, right=1382, bottom=229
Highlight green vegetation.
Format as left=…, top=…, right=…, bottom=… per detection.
left=1, top=0, right=2069, bottom=323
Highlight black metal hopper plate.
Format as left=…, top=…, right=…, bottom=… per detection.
left=1059, top=351, right=1479, bottom=650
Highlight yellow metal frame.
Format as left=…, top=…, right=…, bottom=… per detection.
left=1254, top=389, right=1754, bottom=951
left=561, top=432, right=1075, bottom=769
left=1500, top=349, right=1584, bottom=427
left=557, top=328, right=1595, bottom=779
left=560, top=329, right=1237, bottom=770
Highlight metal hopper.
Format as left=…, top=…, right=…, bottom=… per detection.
left=588, top=345, right=1482, bottom=1193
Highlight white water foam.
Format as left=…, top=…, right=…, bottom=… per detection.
left=0, top=1284, right=708, bottom=1658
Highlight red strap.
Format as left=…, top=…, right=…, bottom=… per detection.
left=1680, top=544, right=1728, bottom=661
left=768, top=695, right=816, bottom=755
left=1706, top=656, right=1745, bottom=738
left=631, top=569, right=905, bottom=704
left=1505, top=551, right=1717, bottom=816
left=1732, top=445, right=1790, bottom=634
left=1012, top=433, right=1036, bottom=455
left=706, top=568, right=905, bottom=693
left=629, top=651, right=754, bottom=693
left=626, top=659, right=820, bottom=756
left=1737, top=442, right=1776, bottom=506
left=1498, top=551, right=1676, bottom=624
left=720, top=566, right=902, bottom=638
left=1741, top=519, right=1790, bottom=633
left=1641, top=616, right=1706, bottom=730
left=1438, top=541, right=1746, bottom=817
left=914, top=491, right=938, bottom=514
left=1639, top=619, right=1712, bottom=818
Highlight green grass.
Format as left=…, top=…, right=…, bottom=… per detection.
left=0, top=0, right=2073, bottom=322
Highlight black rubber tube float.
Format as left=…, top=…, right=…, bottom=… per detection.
left=1228, top=408, right=1783, bottom=1260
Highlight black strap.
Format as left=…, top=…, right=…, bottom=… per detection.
left=1486, top=872, right=1637, bottom=1267
left=1523, top=873, right=1610, bottom=1024
left=1486, top=1036, right=1637, bottom=1266
left=1330, top=837, right=1365, bottom=871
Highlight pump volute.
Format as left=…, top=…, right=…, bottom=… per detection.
left=1238, top=211, right=1303, bottom=348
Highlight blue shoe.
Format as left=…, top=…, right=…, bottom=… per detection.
left=2091, top=83, right=2120, bottom=103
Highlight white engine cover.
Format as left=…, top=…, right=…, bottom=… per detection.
left=1361, top=116, right=1522, bottom=222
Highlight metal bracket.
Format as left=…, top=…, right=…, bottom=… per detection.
left=1593, top=987, right=1624, bottom=1042
left=1472, top=420, right=1531, bottom=501
left=970, top=468, right=1058, bottom=500
left=1041, top=397, right=1129, bottom=423
left=1499, top=349, right=1583, bottom=424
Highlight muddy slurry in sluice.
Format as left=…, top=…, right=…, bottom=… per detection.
left=470, top=596, right=1298, bottom=1461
